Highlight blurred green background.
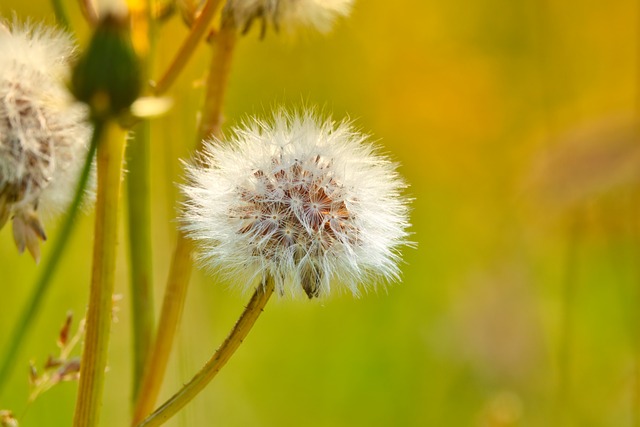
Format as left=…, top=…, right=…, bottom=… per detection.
left=1, top=0, right=640, bottom=426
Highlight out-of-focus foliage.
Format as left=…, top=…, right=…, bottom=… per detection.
left=0, top=0, right=639, bottom=426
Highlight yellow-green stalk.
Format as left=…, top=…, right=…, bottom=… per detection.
left=73, top=121, right=127, bottom=427
left=72, top=10, right=141, bottom=427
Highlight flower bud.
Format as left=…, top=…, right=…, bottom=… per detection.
left=71, top=14, right=141, bottom=119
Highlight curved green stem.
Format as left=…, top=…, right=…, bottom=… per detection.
left=73, top=121, right=127, bottom=427
left=137, top=279, right=275, bottom=427
left=0, top=121, right=101, bottom=397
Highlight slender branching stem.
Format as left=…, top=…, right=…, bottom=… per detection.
left=131, top=20, right=237, bottom=425
left=127, top=0, right=158, bottom=402
left=152, top=0, right=225, bottom=95
left=78, top=0, right=98, bottom=26
left=0, top=121, right=101, bottom=397
left=137, top=278, right=275, bottom=427
left=73, top=121, right=127, bottom=427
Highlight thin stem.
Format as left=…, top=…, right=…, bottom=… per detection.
left=72, top=121, right=127, bottom=427
left=556, top=210, right=582, bottom=427
left=130, top=237, right=193, bottom=425
left=131, top=21, right=237, bottom=425
left=137, top=279, right=275, bottom=427
left=634, top=2, right=640, bottom=423
left=0, top=122, right=101, bottom=397
left=127, top=0, right=158, bottom=402
left=152, top=0, right=225, bottom=95
left=51, top=0, right=71, bottom=30
left=195, top=22, right=237, bottom=141
left=630, top=187, right=640, bottom=427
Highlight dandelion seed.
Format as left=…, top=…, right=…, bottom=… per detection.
left=182, top=109, right=411, bottom=298
left=0, top=21, right=91, bottom=261
left=226, top=0, right=354, bottom=35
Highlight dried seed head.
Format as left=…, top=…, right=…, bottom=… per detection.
left=0, top=21, right=91, bottom=261
left=0, top=410, right=18, bottom=427
left=225, top=0, right=354, bottom=36
left=182, top=109, right=411, bottom=298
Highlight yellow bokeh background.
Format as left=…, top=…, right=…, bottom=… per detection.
left=1, top=0, right=639, bottom=426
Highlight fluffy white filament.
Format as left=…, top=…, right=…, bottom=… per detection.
left=226, top=0, right=354, bottom=34
left=0, top=20, right=91, bottom=260
left=182, top=109, right=411, bottom=298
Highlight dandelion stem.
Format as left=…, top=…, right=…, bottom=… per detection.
left=131, top=237, right=194, bottom=425
left=137, top=279, right=275, bottom=427
left=51, top=0, right=71, bottom=30
left=152, top=0, right=225, bottom=95
left=73, top=121, right=127, bottom=427
left=127, top=0, right=157, bottom=402
left=131, top=21, right=236, bottom=425
left=0, top=122, right=101, bottom=397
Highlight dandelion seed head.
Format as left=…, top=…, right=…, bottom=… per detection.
left=0, top=21, right=91, bottom=261
left=226, top=0, right=354, bottom=35
left=182, top=109, right=411, bottom=298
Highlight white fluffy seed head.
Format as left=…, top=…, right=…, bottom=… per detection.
left=0, top=20, right=91, bottom=261
left=182, top=109, right=411, bottom=299
left=226, top=0, right=354, bottom=35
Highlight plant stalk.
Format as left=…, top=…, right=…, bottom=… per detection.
left=131, top=20, right=237, bottom=425
left=72, top=121, right=127, bottom=427
left=137, top=279, right=275, bottom=427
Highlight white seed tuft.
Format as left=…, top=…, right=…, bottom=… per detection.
left=182, top=109, right=411, bottom=299
left=0, top=20, right=91, bottom=261
left=226, top=0, right=354, bottom=35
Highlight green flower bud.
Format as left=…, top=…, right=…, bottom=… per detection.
left=72, top=14, right=141, bottom=119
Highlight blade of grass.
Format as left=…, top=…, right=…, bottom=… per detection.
left=0, top=121, right=101, bottom=397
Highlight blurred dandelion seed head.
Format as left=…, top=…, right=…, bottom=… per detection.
left=226, top=0, right=353, bottom=35
left=0, top=410, right=17, bottom=427
left=0, top=21, right=91, bottom=261
left=182, top=109, right=411, bottom=298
